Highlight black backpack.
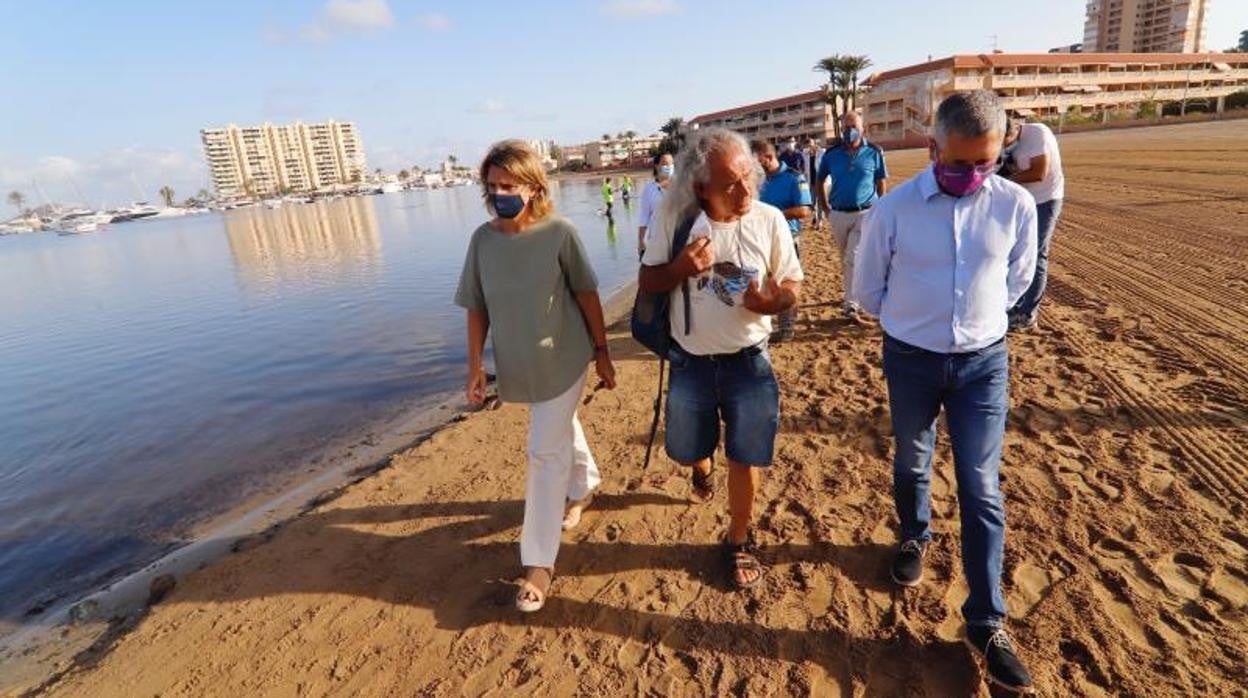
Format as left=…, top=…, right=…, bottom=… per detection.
left=629, top=214, right=697, bottom=468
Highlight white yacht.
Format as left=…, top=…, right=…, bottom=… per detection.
left=109, top=202, right=161, bottom=223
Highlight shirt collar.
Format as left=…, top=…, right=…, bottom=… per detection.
left=767, top=162, right=789, bottom=179
left=918, top=164, right=941, bottom=200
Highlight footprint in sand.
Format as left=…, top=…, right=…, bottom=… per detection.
left=1153, top=552, right=1210, bottom=601
left=1009, top=562, right=1065, bottom=618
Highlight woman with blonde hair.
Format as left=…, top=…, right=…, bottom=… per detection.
left=454, top=139, right=616, bottom=612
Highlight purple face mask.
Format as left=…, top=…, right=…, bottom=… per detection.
left=933, top=160, right=995, bottom=197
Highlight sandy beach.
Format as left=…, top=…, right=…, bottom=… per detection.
left=7, top=120, right=1247, bottom=697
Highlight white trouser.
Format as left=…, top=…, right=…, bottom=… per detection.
left=521, top=373, right=599, bottom=568
left=827, top=209, right=866, bottom=310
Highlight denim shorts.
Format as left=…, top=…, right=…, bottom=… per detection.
left=664, top=342, right=780, bottom=466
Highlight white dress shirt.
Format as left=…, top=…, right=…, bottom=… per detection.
left=853, top=166, right=1038, bottom=353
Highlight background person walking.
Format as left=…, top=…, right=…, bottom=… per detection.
left=1000, top=114, right=1065, bottom=332
left=816, top=111, right=888, bottom=322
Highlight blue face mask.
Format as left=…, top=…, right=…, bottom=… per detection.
left=657, top=164, right=675, bottom=179
left=844, top=127, right=861, bottom=144
left=491, top=193, right=525, bottom=219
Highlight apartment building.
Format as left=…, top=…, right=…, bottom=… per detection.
left=688, top=90, right=843, bottom=146
left=1084, top=0, right=1209, bottom=53
left=585, top=134, right=665, bottom=168
left=862, top=52, right=1247, bottom=148
left=201, top=120, right=367, bottom=198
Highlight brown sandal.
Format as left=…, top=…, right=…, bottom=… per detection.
left=724, top=538, right=765, bottom=590
left=515, top=567, right=554, bottom=613
left=691, top=463, right=715, bottom=501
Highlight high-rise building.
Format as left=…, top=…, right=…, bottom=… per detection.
left=200, top=120, right=366, bottom=198
left=1084, top=0, right=1210, bottom=53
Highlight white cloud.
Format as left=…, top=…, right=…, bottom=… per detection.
left=297, top=23, right=331, bottom=43
left=467, top=98, right=507, bottom=114
left=602, top=0, right=679, bottom=18
left=278, top=0, right=396, bottom=45
left=417, top=13, right=451, bottom=32
left=1, top=148, right=206, bottom=207
left=324, top=0, right=395, bottom=31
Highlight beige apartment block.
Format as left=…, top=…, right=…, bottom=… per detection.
left=1085, top=0, right=1209, bottom=53
left=689, top=89, right=845, bottom=147
left=862, top=52, right=1248, bottom=148
left=200, top=120, right=367, bottom=198
left=585, top=134, right=665, bottom=168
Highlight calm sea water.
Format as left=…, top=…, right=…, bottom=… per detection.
left=0, top=182, right=644, bottom=623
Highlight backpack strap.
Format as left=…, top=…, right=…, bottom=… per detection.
left=671, top=215, right=698, bottom=336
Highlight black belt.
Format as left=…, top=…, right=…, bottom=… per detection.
left=675, top=342, right=766, bottom=363
left=884, top=334, right=1004, bottom=357
left=831, top=203, right=872, bottom=213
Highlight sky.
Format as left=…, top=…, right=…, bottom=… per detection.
left=2, top=0, right=1245, bottom=207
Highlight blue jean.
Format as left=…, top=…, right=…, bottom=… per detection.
left=882, top=334, right=1009, bottom=627
left=665, top=342, right=780, bottom=466
left=1011, top=198, right=1063, bottom=322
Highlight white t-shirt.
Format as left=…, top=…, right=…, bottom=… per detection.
left=1009, top=123, right=1064, bottom=203
left=641, top=202, right=803, bottom=355
left=638, top=180, right=664, bottom=231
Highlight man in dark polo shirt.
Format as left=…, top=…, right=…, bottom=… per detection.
left=815, top=110, right=888, bottom=322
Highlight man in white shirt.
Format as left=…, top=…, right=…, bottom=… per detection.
left=637, top=152, right=674, bottom=258
left=1001, top=116, right=1064, bottom=331
left=639, top=127, right=803, bottom=591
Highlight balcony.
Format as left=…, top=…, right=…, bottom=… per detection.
left=953, top=75, right=987, bottom=90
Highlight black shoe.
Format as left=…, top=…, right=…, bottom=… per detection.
left=1007, top=315, right=1038, bottom=333
left=890, top=539, right=927, bottom=586
left=965, top=626, right=1034, bottom=694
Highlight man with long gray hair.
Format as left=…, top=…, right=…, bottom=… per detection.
left=853, top=90, right=1037, bottom=694
left=639, top=127, right=803, bottom=591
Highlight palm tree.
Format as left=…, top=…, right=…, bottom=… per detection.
left=813, top=55, right=848, bottom=134
left=814, top=54, right=874, bottom=134
left=7, top=190, right=25, bottom=214
left=398, top=169, right=410, bottom=181
left=196, top=188, right=210, bottom=202
left=601, top=133, right=611, bottom=142
left=447, top=154, right=458, bottom=167
left=158, top=185, right=175, bottom=207
left=839, top=54, right=873, bottom=112
left=659, top=117, right=686, bottom=152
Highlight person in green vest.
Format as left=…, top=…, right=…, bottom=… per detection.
left=601, top=177, right=614, bottom=217
left=621, top=175, right=633, bottom=204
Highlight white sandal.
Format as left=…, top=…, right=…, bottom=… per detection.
left=561, top=492, right=595, bottom=531
left=515, top=567, right=553, bottom=613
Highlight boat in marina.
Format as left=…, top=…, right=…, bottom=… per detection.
left=109, top=202, right=161, bottom=223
